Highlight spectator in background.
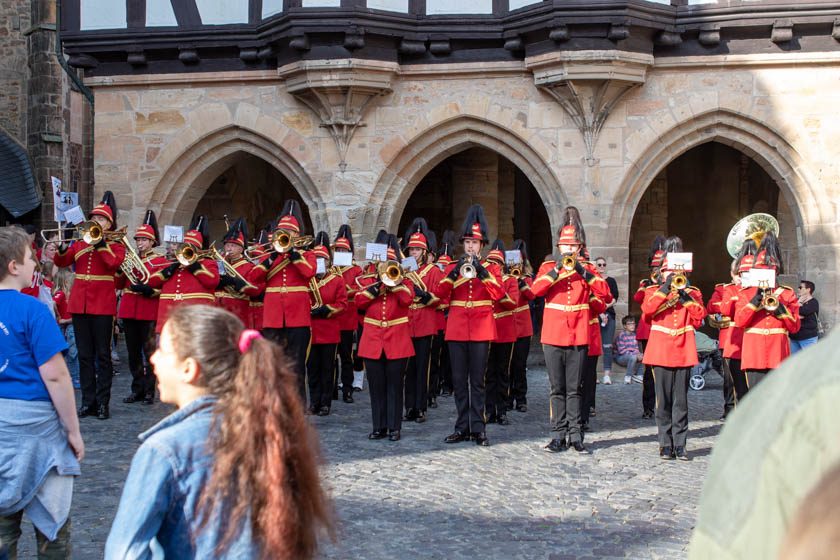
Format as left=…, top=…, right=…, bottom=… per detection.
left=53, top=267, right=80, bottom=390
left=613, top=315, right=644, bottom=384
left=0, top=227, right=84, bottom=559
left=594, top=257, right=619, bottom=385
left=790, top=280, right=819, bottom=353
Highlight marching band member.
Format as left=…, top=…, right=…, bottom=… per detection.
left=423, top=229, right=441, bottom=409
left=306, top=233, right=348, bottom=416
left=484, top=240, right=519, bottom=426
left=355, top=235, right=415, bottom=441
left=733, top=232, right=800, bottom=390
left=53, top=191, right=126, bottom=420
left=116, top=210, right=167, bottom=405
left=249, top=200, right=317, bottom=400
left=634, top=237, right=665, bottom=420
left=507, top=239, right=535, bottom=413
left=403, top=218, right=442, bottom=424
left=581, top=273, right=610, bottom=434
left=431, top=230, right=456, bottom=400
left=434, top=205, right=505, bottom=447
left=215, top=218, right=262, bottom=326
left=333, top=224, right=363, bottom=403
left=640, top=236, right=705, bottom=461
left=147, top=216, right=219, bottom=332
left=532, top=207, right=608, bottom=454
left=248, top=226, right=272, bottom=331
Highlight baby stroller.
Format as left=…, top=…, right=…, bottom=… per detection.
left=690, top=330, right=724, bottom=391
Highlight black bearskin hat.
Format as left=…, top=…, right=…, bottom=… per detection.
left=188, top=215, right=210, bottom=250
left=404, top=217, right=430, bottom=252
left=276, top=199, right=305, bottom=234
left=334, top=224, right=354, bottom=253
left=757, top=231, right=784, bottom=274
left=143, top=210, right=160, bottom=246
left=557, top=206, right=585, bottom=246
left=439, top=230, right=456, bottom=259
left=459, top=204, right=489, bottom=244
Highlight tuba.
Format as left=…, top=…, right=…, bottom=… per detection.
left=726, top=213, right=780, bottom=258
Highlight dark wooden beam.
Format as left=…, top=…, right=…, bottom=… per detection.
left=127, top=0, right=147, bottom=29
left=61, top=0, right=81, bottom=32
left=250, top=0, right=263, bottom=23
left=171, top=0, right=202, bottom=27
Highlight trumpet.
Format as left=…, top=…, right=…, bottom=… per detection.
left=244, top=230, right=313, bottom=258
left=560, top=254, right=576, bottom=272
left=175, top=244, right=213, bottom=267
left=460, top=255, right=477, bottom=279
left=509, top=264, right=523, bottom=278
left=671, top=266, right=687, bottom=291
left=378, top=260, right=404, bottom=287
left=760, top=284, right=779, bottom=312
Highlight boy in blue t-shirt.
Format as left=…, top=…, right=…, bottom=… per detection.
left=0, top=226, right=84, bottom=557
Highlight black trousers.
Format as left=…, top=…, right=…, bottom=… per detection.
left=722, top=357, right=738, bottom=414
left=73, top=314, right=114, bottom=408
left=263, top=326, right=311, bottom=401
left=580, top=354, right=598, bottom=425
left=353, top=324, right=364, bottom=372
left=337, top=329, right=356, bottom=396
left=639, top=340, right=656, bottom=414
left=728, top=358, right=748, bottom=402
left=543, top=344, right=586, bottom=443
left=438, top=331, right=453, bottom=394
left=485, top=341, right=513, bottom=418
left=508, top=335, right=531, bottom=408
left=122, top=319, right=156, bottom=398
left=429, top=330, right=445, bottom=398
left=307, top=343, right=337, bottom=409
left=653, top=366, right=690, bottom=448
left=448, top=341, right=490, bottom=434
left=405, top=335, right=433, bottom=412
left=365, top=355, right=407, bottom=432
left=744, top=368, right=771, bottom=393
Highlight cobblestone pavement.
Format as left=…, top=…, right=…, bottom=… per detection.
left=18, top=347, right=726, bottom=559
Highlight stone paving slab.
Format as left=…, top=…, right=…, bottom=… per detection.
left=16, top=347, right=725, bottom=559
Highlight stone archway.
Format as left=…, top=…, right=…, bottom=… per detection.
left=366, top=116, right=568, bottom=236
left=148, top=125, right=325, bottom=232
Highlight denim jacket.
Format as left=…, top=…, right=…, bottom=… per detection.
left=104, top=396, right=256, bottom=559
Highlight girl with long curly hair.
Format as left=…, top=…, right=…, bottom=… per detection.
left=105, top=305, right=333, bottom=559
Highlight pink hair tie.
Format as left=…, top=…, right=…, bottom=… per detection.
left=238, top=329, right=263, bottom=354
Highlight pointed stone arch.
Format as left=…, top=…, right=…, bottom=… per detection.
left=147, top=125, right=325, bottom=231
left=365, top=116, right=568, bottom=234
left=610, top=109, right=821, bottom=249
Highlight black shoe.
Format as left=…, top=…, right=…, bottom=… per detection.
left=497, top=414, right=510, bottom=426
left=353, top=387, right=362, bottom=392
left=97, top=405, right=110, bottom=420
left=78, top=405, right=97, bottom=418
left=122, top=393, right=141, bottom=404
left=643, top=410, right=654, bottom=419
left=516, top=403, right=527, bottom=413
left=571, top=441, right=588, bottom=453
left=318, top=406, right=330, bottom=416
left=444, top=431, right=468, bottom=444
left=428, top=397, right=438, bottom=409
left=675, top=446, right=689, bottom=461
left=474, top=432, right=489, bottom=446
left=486, top=414, right=497, bottom=424
left=343, top=393, right=354, bottom=404
left=660, top=446, right=675, bottom=460
left=544, top=438, right=568, bottom=453
left=404, top=408, right=418, bottom=421
left=142, top=393, right=154, bottom=405
left=368, top=429, right=387, bottom=440
left=415, top=411, right=426, bottom=424
left=388, top=430, right=401, bottom=442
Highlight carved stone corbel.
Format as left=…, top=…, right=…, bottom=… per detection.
left=526, top=50, right=653, bottom=166
left=279, top=59, right=399, bottom=171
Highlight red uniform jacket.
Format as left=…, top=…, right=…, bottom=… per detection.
left=337, top=265, right=363, bottom=331
left=116, top=254, right=169, bottom=322
left=148, top=259, right=220, bottom=333
left=54, top=240, right=126, bottom=316
left=215, top=258, right=263, bottom=327
left=733, top=285, right=800, bottom=370
left=531, top=260, right=609, bottom=347
left=249, top=251, right=317, bottom=329
left=513, top=276, right=535, bottom=339
left=707, top=282, right=744, bottom=360
left=493, top=275, right=520, bottom=343
left=588, top=292, right=609, bottom=357
left=310, top=273, right=348, bottom=345
left=53, top=290, right=70, bottom=322
left=355, top=278, right=415, bottom=360
left=409, top=263, right=444, bottom=339
left=641, top=285, right=706, bottom=368
left=634, top=279, right=654, bottom=341
left=434, top=262, right=505, bottom=342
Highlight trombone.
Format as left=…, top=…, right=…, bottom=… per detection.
left=175, top=244, right=213, bottom=267
left=41, top=221, right=126, bottom=245
left=213, top=247, right=257, bottom=292
left=378, top=260, right=404, bottom=287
